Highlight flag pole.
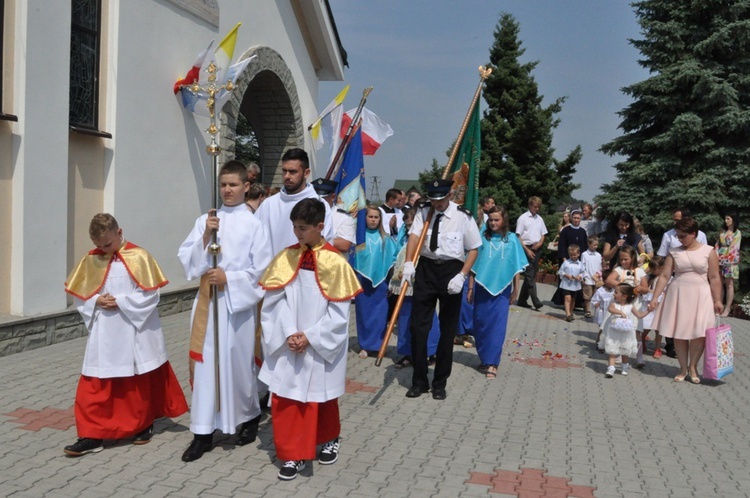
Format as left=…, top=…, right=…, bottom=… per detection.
left=375, top=66, right=491, bottom=367
left=183, top=60, right=239, bottom=410
left=325, top=87, right=373, bottom=180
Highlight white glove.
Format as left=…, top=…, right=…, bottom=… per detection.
left=447, top=273, right=466, bottom=294
left=401, top=262, right=416, bottom=287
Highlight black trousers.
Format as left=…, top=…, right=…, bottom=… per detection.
left=410, top=258, right=463, bottom=391
left=518, top=245, right=543, bottom=308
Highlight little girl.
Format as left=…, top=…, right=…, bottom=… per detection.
left=604, top=246, right=649, bottom=363
left=602, top=284, right=649, bottom=377
left=352, top=205, right=399, bottom=357
left=591, top=269, right=614, bottom=352
left=639, top=257, right=668, bottom=359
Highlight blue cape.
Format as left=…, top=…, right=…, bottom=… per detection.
left=352, top=229, right=399, bottom=286
left=472, top=232, right=528, bottom=296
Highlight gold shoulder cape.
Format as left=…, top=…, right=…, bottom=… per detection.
left=260, top=241, right=362, bottom=302
left=65, top=241, right=169, bottom=300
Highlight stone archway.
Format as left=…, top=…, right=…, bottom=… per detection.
left=220, top=46, right=303, bottom=187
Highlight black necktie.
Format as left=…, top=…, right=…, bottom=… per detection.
left=430, top=213, right=443, bottom=252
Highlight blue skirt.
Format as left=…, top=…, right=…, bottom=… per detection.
left=473, top=285, right=511, bottom=366
left=397, top=296, right=440, bottom=357
left=355, top=277, right=389, bottom=351
left=457, top=278, right=474, bottom=336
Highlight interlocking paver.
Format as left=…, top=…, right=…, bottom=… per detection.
left=2, top=284, right=750, bottom=496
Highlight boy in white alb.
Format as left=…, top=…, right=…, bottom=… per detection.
left=259, top=198, right=362, bottom=481
left=178, top=160, right=273, bottom=462
left=63, top=214, right=188, bottom=456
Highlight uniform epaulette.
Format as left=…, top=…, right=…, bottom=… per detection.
left=420, top=201, right=432, bottom=209
left=456, top=205, right=472, bottom=217
left=336, top=208, right=348, bottom=214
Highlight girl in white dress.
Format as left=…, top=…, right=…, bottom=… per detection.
left=602, top=284, right=649, bottom=377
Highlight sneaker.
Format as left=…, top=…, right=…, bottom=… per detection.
left=64, top=438, right=103, bottom=457
left=605, top=366, right=615, bottom=378
left=621, top=364, right=630, bottom=376
left=653, top=349, right=663, bottom=359
left=318, top=438, right=340, bottom=465
left=278, top=460, right=306, bottom=480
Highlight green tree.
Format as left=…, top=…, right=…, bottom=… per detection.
left=234, top=113, right=259, bottom=164
left=418, top=158, right=444, bottom=185
left=598, top=0, right=750, bottom=239
left=480, top=13, right=581, bottom=221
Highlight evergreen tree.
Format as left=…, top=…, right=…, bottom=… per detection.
left=599, top=0, right=750, bottom=238
left=234, top=113, right=260, bottom=164
left=480, top=13, right=581, bottom=221
left=418, top=158, right=444, bottom=185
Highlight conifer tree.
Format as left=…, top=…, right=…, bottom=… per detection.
left=480, top=13, right=581, bottom=220
left=599, top=0, right=750, bottom=237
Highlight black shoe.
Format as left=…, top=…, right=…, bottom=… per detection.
left=133, top=424, right=153, bottom=445
left=318, top=437, right=340, bottom=465
left=665, top=350, right=677, bottom=358
left=432, top=388, right=447, bottom=400
left=278, top=460, right=306, bottom=480
left=235, top=414, right=261, bottom=446
left=181, top=434, right=213, bottom=462
left=64, top=438, right=103, bottom=457
left=516, top=302, right=532, bottom=309
left=533, top=304, right=544, bottom=311
left=405, top=385, right=429, bottom=398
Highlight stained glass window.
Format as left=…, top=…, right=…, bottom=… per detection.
left=69, top=0, right=101, bottom=129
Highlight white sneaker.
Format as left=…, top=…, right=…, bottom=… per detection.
left=621, top=364, right=630, bottom=376
left=605, top=366, right=615, bottom=378
left=278, top=460, right=306, bottom=481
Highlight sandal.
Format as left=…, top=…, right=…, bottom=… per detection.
left=462, top=335, right=474, bottom=348
left=477, top=364, right=489, bottom=373
left=394, top=356, right=412, bottom=369
left=428, top=355, right=437, bottom=366
left=485, top=366, right=497, bottom=379
left=674, top=373, right=687, bottom=382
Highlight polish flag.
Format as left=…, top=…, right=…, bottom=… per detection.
left=340, top=107, right=394, bottom=155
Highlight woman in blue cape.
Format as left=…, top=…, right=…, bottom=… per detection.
left=468, top=206, right=528, bottom=378
left=352, top=205, right=399, bottom=356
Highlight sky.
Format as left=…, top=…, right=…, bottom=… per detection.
left=316, top=1, right=651, bottom=204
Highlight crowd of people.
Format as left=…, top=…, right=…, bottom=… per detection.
left=60, top=150, right=742, bottom=481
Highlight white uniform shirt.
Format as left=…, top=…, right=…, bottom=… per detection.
left=409, top=201, right=482, bottom=262
left=333, top=208, right=356, bottom=245
left=656, top=228, right=708, bottom=257
left=515, top=210, right=548, bottom=245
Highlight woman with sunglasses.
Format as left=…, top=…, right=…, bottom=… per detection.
left=648, top=217, right=723, bottom=383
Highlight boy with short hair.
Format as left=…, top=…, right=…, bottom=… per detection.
left=581, top=235, right=603, bottom=319
left=259, top=198, right=362, bottom=481
left=178, top=160, right=273, bottom=462
left=558, top=244, right=584, bottom=322
left=63, top=213, right=188, bottom=456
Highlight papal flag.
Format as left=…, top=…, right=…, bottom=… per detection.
left=310, top=85, right=350, bottom=167
left=446, top=101, right=480, bottom=218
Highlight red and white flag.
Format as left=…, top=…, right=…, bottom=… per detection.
left=340, top=107, right=393, bottom=155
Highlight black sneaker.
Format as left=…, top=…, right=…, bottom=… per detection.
left=64, top=438, right=103, bottom=457
left=318, top=438, right=339, bottom=465
left=278, top=460, right=306, bottom=480
left=133, top=424, right=153, bottom=445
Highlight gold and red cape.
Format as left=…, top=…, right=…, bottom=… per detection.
left=65, top=241, right=168, bottom=300
left=259, top=241, right=362, bottom=301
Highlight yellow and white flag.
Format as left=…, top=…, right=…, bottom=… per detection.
left=310, top=85, right=349, bottom=167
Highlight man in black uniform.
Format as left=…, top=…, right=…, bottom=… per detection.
left=402, top=179, right=482, bottom=400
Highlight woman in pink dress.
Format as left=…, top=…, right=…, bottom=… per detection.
left=648, top=217, right=723, bottom=383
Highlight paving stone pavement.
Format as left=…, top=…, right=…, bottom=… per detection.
left=1, top=283, right=749, bottom=497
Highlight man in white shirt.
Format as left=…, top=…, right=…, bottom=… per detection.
left=402, top=179, right=482, bottom=401
left=312, top=178, right=356, bottom=254
left=515, top=196, right=547, bottom=310
left=657, top=208, right=707, bottom=257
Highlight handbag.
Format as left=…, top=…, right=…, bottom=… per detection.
left=547, top=235, right=559, bottom=252
left=704, top=318, right=733, bottom=380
